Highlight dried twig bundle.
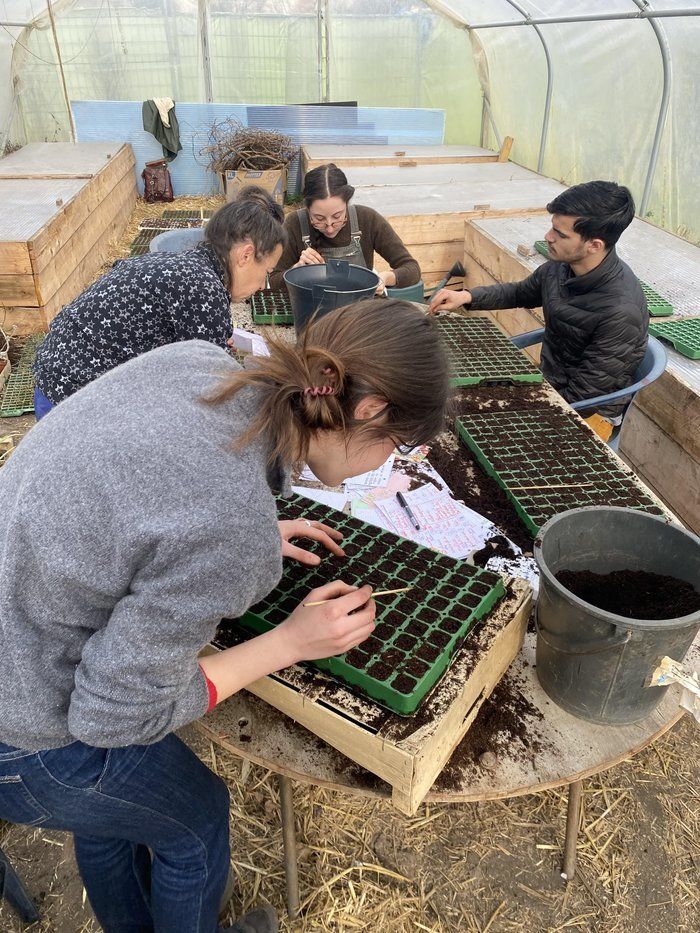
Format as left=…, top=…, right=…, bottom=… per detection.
left=201, top=118, right=297, bottom=174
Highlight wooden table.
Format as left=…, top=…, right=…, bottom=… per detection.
left=198, top=631, right=698, bottom=918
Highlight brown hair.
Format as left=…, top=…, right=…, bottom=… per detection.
left=207, top=299, right=451, bottom=465
left=303, top=163, right=355, bottom=208
left=205, top=186, right=286, bottom=286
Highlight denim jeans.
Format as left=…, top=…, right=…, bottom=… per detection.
left=0, top=733, right=231, bottom=932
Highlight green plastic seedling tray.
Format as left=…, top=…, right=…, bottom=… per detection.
left=217, top=494, right=505, bottom=716
left=0, top=335, right=44, bottom=417
left=649, top=318, right=700, bottom=360
left=435, top=316, right=542, bottom=386
left=250, top=288, right=294, bottom=326
left=535, top=242, right=674, bottom=316
left=129, top=211, right=213, bottom=256
left=456, top=408, right=664, bottom=537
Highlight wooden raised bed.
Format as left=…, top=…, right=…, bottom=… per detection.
left=0, top=142, right=137, bottom=334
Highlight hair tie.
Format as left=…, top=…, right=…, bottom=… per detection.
left=303, top=386, right=335, bottom=397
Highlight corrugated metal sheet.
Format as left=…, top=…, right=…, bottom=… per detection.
left=72, top=100, right=445, bottom=196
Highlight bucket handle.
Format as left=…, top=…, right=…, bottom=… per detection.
left=311, top=284, right=340, bottom=316
left=535, top=612, right=633, bottom=656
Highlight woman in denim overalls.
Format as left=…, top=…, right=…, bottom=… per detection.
left=272, top=163, right=421, bottom=297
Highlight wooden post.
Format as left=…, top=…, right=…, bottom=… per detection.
left=277, top=775, right=300, bottom=918
left=46, top=0, right=76, bottom=142
left=497, top=136, right=514, bottom=162
left=562, top=779, right=583, bottom=881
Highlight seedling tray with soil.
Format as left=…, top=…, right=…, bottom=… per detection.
left=649, top=318, right=700, bottom=359
left=249, top=288, right=294, bottom=326
left=456, top=408, right=664, bottom=536
left=533, top=241, right=674, bottom=317
left=435, top=316, right=543, bottom=386
left=128, top=210, right=213, bottom=256
left=0, top=334, right=44, bottom=417
left=219, top=493, right=505, bottom=715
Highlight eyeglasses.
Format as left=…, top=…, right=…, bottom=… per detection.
left=309, top=209, right=347, bottom=230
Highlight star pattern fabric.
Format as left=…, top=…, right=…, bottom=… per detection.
left=34, top=243, right=232, bottom=403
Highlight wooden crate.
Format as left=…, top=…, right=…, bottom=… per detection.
left=0, top=143, right=137, bottom=334
left=201, top=579, right=531, bottom=815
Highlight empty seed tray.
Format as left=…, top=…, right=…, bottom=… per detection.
left=216, top=494, right=505, bottom=715
left=534, top=242, right=673, bottom=316
left=640, top=283, right=674, bottom=317
left=0, top=335, right=44, bottom=417
left=456, top=408, right=664, bottom=536
left=250, top=288, right=294, bottom=325
left=649, top=318, right=700, bottom=360
left=435, top=316, right=543, bottom=386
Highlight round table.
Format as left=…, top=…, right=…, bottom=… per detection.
left=197, top=633, right=698, bottom=917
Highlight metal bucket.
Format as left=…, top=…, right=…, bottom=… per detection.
left=149, top=228, right=204, bottom=252
left=284, top=260, right=380, bottom=334
left=534, top=507, right=700, bottom=725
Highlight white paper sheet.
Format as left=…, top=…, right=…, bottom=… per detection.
left=344, top=454, right=395, bottom=493
left=376, top=486, right=495, bottom=559
left=291, top=486, right=348, bottom=512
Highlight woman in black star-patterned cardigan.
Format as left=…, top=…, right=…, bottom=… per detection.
left=33, top=186, right=286, bottom=418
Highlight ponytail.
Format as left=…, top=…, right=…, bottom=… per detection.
left=206, top=300, right=451, bottom=465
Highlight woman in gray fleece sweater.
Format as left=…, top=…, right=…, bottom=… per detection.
left=0, top=300, right=450, bottom=933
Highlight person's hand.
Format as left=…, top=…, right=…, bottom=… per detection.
left=428, top=288, right=472, bottom=315
left=278, top=518, right=345, bottom=565
left=277, top=581, right=376, bottom=662
left=295, top=247, right=325, bottom=267
left=375, top=269, right=396, bottom=294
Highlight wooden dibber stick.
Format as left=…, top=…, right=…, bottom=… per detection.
left=304, top=586, right=411, bottom=607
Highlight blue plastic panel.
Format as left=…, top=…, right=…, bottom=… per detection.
left=72, top=100, right=445, bottom=196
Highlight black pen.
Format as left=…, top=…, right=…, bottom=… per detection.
left=396, top=491, right=420, bottom=531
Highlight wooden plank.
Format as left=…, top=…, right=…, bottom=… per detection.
left=0, top=242, right=32, bottom=275
left=0, top=173, right=94, bottom=180
left=630, top=370, right=700, bottom=462
left=301, top=144, right=498, bottom=174
left=42, top=183, right=135, bottom=324
left=0, top=305, right=46, bottom=334
left=373, top=241, right=463, bottom=278
left=384, top=208, right=549, bottom=246
left=498, top=136, right=514, bottom=162
left=619, top=405, right=700, bottom=534
left=28, top=145, right=135, bottom=264
left=0, top=274, right=38, bottom=307
left=33, top=168, right=137, bottom=304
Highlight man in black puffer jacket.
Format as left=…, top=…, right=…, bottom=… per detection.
left=429, top=181, right=647, bottom=437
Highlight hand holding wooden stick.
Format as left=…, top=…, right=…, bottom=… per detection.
left=303, top=586, right=411, bottom=607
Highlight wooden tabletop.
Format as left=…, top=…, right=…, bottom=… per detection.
left=198, top=633, right=698, bottom=804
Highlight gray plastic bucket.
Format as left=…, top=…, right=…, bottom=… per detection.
left=284, top=259, right=380, bottom=333
left=534, top=507, right=700, bottom=725
left=150, top=228, right=204, bottom=252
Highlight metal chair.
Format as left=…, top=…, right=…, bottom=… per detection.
left=510, top=329, right=667, bottom=450
left=0, top=844, right=39, bottom=924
